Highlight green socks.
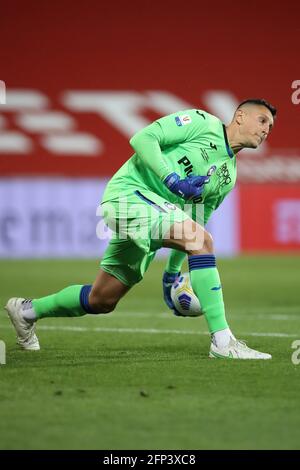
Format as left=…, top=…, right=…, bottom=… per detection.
left=32, top=285, right=93, bottom=319
left=188, top=255, right=228, bottom=333
left=30, top=254, right=227, bottom=332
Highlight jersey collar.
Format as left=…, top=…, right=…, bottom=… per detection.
left=222, top=124, right=234, bottom=158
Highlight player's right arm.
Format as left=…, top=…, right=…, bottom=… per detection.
left=130, top=110, right=210, bottom=200
left=129, top=120, right=171, bottom=182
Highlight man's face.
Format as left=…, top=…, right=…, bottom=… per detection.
left=237, top=104, right=274, bottom=148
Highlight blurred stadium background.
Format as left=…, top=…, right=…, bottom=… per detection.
left=0, top=0, right=300, bottom=451
left=1, top=0, right=299, bottom=258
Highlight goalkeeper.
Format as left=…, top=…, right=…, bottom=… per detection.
left=5, top=99, right=276, bottom=359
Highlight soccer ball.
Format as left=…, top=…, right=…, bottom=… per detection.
left=171, top=273, right=203, bottom=317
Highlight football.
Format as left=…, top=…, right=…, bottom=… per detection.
left=171, top=273, right=203, bottom=317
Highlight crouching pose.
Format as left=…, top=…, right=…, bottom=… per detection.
left=5, top=99, right=276, bottom=359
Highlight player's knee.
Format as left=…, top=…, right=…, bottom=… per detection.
left=187, top=230, right=214, bottom=255
left=88, top=291, right=118, bottom=314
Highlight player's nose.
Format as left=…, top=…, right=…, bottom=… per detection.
left=264, top=122, right=271, bottom=135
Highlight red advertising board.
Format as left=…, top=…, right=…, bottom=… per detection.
left=239, top=184, right=300, bottom=251
left=1, top=1, right=300, bottom=254
left=0, top=0, right=299, bottom=178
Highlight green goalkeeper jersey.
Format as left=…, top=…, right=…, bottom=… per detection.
left=102, top=109, right=237, bottom=225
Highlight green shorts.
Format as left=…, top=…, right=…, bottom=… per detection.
left=100, top=188, right=190, bottom=286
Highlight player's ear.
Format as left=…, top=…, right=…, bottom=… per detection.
left=235, top=108, right=244, bottom=125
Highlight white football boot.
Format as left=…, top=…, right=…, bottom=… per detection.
left=5, top=298, right=40, bottom=350
left=209, top=337, right=272, bottom=360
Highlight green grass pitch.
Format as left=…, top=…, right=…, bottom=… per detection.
left=0, top=256, right=300, bottom=450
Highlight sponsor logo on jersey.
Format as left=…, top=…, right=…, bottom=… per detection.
left=216, top=163, right=232, bottom=189
left=210, top=142, right=217, bottom=150
left=175, top=114, right=192, bottom=126
left=177, top=155, right=193, bottom=176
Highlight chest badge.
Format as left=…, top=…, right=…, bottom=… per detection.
left=207, top=165, right=217, bottom=177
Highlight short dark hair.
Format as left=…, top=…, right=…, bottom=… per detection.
left=237, top=98, right=277, bottom=118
